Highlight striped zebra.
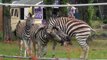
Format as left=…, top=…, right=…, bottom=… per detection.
left=15, top=15, right=40, bottom=56
left=14, top=16, right=66, bottom=57
left=34, top=26, right=68, bottom=57
left=47, top=17, right=95, bottom=60
left=15, top=20, right=27, bottom=56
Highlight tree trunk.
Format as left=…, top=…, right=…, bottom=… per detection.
left=3, top=0, right=12, bottom=41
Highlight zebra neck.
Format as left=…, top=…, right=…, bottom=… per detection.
left=24, top=24, right=32, bottom=36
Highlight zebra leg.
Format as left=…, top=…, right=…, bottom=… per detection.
left=29, top=41, right=33, bottom=55
left=23, top=39, right=31, bottom=56
left=40, top=45, right=47, bottom=57
left=37, top=41, right=42, bottom=57
left=52, top=41, right=57, bottom=57
left=32, top=40, right=37, bottom=56
left=24, top=48, right=27, bottom=57
left=77, top=39, right=89, bottom=60
left=42, top=46, right=47, bottom=56
left=37, top=42, right=47, bottom=57
left=19, top=40, right=24, bottom=56
left=19, top=40, right=27, bottom=57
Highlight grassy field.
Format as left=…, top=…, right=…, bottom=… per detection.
left=0, top=39, right=107, bottom=60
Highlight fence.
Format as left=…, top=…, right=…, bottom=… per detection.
left=0, top=55, right=79, bottom=60
left=0, top=3, right=107, bottom=7
left=0, top=2, right=107, bottom=60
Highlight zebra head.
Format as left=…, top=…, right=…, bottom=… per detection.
left=46, top=26, right=71, bottom=45
left=25, top=13, right=34, bottom=26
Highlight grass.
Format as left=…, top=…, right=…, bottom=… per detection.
left=0, top=39, right=107, bottom=60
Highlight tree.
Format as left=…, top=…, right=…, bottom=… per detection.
left=3, top=0, right=12, bottom=41
left=77, top=0, right=88, bottom=22
left=43, top=0, right=54, bottom=21
left=87, top=0, right=96, bottom=26
left=43, top=0, right=68, bottom=19
left=78, top=0, right=95, bottom=26
left=59, top=0, right=68, bottom=16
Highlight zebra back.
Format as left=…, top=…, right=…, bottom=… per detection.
left=15, top=20, right=40, bottom=39
left=15, top=21, right=26, bottom=39
left=48, top=17, right=92, bottom=37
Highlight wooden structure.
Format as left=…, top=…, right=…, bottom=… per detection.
left=11, top=0, right=43, bottom=31
left=10, top=8, right=20, bottom=31
left=0, top=0, right=3, bottom=32
left=0, top=6, right=3, bottom=32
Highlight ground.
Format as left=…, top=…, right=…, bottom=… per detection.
left=0, top=39, right=107, bottom=60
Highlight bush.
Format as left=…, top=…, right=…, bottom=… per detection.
left=91, top=20, right=103, bottom=29
left=103, top=19, right=107, bottom=24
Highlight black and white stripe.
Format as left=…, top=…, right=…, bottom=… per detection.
left=15, top=20, right=27, bottom=56
left=15, top=16, right=39, bottom=57
left=47, top=17, right=94, bottom=59
left=34, top=27, right=50, bottom=57
left=15, top=20, right=63, bottom=57
left=34, top=26, right=66, bottom=57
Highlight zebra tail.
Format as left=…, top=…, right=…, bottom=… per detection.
left=86, top=27, right=96, bottom=43
left=90, top=28, right=96, bottom=35
left=87, top=28, right=96, bottom=44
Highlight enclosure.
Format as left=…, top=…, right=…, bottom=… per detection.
left=0, top=0, right=107, bottom=60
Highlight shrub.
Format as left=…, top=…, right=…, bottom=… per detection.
left=91, top=20, right=103, bottom=29
left=103, top=19, right=107, bottom=24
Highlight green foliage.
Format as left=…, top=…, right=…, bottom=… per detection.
left=2, top=0, right=12, bottom=3
left=4, top=7, right=10, bottom=17
left=3, top=0, right=11, bottom=16
left=0, top=32, right=3, bottom=41
left=43, top=0, right=68, bottom=18
left=44, top=0, right=54, bottom=4
left=59, top=0, right=68, bottom=16
left=43, top=0, right=54, bottom=20
left=87, top=0, right=96, bottom=26
left=59, top=0, right=68, bottom=4
left=91, top=20, right=103, bottom=29
left=59, top=7, right=68, bottom=16
left=103, top=19, right=107, bottom=24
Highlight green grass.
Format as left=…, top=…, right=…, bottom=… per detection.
left=0, top=41, right=19, bottom=60
left=0, top=39, right=107, bottom=60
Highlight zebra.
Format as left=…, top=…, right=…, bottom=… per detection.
left=34, top=26, right=68, bottom=57
left=14, top=14, right=40, bottom=56
left=15, top=20, right=27, bottom=56
left=15, top=20, right=41, bottom=57
left=46, top=17, right=95, bottom=60
left=14, top=16, right=66, bottom=57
